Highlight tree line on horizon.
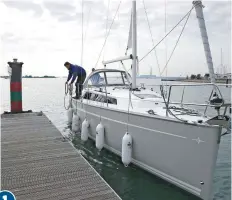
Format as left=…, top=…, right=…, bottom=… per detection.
left=186, top=73, right=210, bottom=80
left=23, top=75, right=56, bottom=78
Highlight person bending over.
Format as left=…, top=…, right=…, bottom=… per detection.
left=64, top=61, right=86, bottom=99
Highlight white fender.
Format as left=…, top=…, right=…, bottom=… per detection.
left=67, top=107, right=73, bottom=125
left=72, top=114, right=80, bottom=132
left=96, top=123, right=104, bottom=150
left=81, top=119, right=89, bottom=141
left=122, top=132, right=132, bottom=167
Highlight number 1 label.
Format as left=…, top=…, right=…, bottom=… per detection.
left=0, top=191, right=15, bottom=200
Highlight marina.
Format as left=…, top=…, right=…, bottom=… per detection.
left=1, top=111, right=121, bottom=200
left=1, top=0, right=231, bottom=200
left=1, top=77, right=230, bottom=200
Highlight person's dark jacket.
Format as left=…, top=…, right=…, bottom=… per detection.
left=67, top=64, right=86, bottom=84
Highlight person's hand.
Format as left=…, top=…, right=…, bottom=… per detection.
left=69, top=83, right=73, bottom=87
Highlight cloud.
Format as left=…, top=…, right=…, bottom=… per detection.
left=1, top=32, right=20, bottom=43
left=2, top=0, right=43, bottom=17
left=0, top=0, right=231, bottom=77
left=43, top=1, right=78, bottom=22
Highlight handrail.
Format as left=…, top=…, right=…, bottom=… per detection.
left=141, top=83, right=232, bottom=87
left=180, top=86, right=185, bottom=108
left=81, top=83, right=230, bottom=119
left=169, top=101, right=231, bottom=107
left=166, top=86, right=172, bottom=116
left=81, top=86, right=231, bottom=106
left=159, top=83, right=230, bottom=121
left=83, top=93, right=231, bottom=108
left=141, top=83, right=226, bottom=105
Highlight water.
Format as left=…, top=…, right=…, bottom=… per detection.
left=1, top=78, right=231, bottom=200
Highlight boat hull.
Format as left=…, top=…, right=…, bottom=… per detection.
left=72, top=100, right=221, bottom=200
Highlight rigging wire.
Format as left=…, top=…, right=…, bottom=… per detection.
left=160, top=8, right=192, bottom=75
left=81, top=0, right=86, bottom=118
left=83, top=3, right=92, bottom=47
left=164, top=0, right=167, bottom=78
left=142, top=0, right=161, bottom=76
left=164, top=0, right=168, bottom=95
left=81, top=0, right=84, bottom=66
left=94, top=1, right=122, bottom=69
left=139, top=4, right=196, bottom=63
left=126, top=86, right=133, bottom=133
left=64, top=1, right=86, bottom=112
left=82, top=2, right=93, bottom=120
left=139, top=3, right=199, bottom=122
left=117, top=3, right=122, bottom=70
left=160, top=85, right=187, bottom=123
left=103, top=0, right=110, bottom=63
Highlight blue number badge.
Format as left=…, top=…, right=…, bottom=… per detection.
left=0, top=191, right=16, bottom=200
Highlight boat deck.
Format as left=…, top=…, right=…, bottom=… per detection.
left=1, top=112, right=121, bottom=200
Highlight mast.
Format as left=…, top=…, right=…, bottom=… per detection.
left=132, top=0, right=137, bottom=89
left=193, top=1, right=215, bottom=83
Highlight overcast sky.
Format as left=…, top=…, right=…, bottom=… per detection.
left=0, top=0, right=231, bottom=77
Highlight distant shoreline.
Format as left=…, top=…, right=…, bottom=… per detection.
left=0, top=76, right=58, bottom=79
left=22, top=77, right=58, bottom=78
left=0, top=76, right=57, bottom=79
left=178, top=79, right=231, bottom=84
left=22, top=76, right=57, bottom=78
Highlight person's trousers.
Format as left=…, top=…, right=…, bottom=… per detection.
left=75, top=73, right=86, bottom=98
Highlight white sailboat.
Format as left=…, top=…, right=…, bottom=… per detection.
left=70, top=1, right=231, bottom=199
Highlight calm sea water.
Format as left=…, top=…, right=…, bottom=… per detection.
left=1, top=78, right=231, bottom=200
